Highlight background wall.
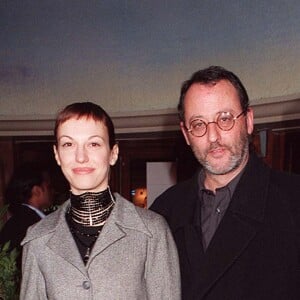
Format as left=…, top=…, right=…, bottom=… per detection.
left=1, top=0, right=300, bottom=126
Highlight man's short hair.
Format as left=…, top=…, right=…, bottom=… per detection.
left=4, top=163, right=49, bottom=214
left=178, top=66, right=250, bottom=121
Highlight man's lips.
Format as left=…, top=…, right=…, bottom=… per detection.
left=72, top=167, right=95, bottom=174
left=208, top=147, right=226, bottom=158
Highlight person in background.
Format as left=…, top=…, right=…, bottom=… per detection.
left=20, top=102, right=180, bottom=299
left=151, top=66, right=300, bottom=300
left=0, top=163, right=53, bottom=267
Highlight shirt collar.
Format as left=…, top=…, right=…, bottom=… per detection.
left=22, top=203, right=45, bottom=218
left=198, top=166, right=245, bottom=198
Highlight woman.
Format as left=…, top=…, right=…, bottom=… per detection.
left=20, top=102, right=180, bottom=299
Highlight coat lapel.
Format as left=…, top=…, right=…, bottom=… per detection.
left=87, top=216, right=126, bottom=266
left=46, top=203, right=86, bottom=273
left=183, top=224, right=205, bottom=270
left=87, top=194, right=152, bottom=267
left=197, top=208, right=260, bottom=298
left=196, top=154, right=271, bottom=298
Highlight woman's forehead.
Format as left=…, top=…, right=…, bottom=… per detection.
left=57, top=117, right=108, bottom=136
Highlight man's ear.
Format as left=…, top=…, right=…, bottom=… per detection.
left=53, top=145, right=61, bottom=166
left=246, top=107, right=254, bottom=135
left=31, top=185, right=42, bottom=198
left=180, top=121, right=191, bottom=146
left=110, top=144, right=119, bottom=166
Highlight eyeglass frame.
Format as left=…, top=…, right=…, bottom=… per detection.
left=184, top=109, right=248, bottom=137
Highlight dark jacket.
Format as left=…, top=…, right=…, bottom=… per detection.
left=151, top=153, right=300, bottom=300
left=0, top=205, right=41, bottom=267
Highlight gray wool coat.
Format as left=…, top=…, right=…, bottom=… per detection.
left=20, top=194, right=181, bottom=300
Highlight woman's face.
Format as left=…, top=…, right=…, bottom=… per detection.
left=53, top=117, right=118, bottom=195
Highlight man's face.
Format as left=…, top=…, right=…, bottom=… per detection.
left=180, top=80, right=253, bottom=176
left=40, top=179, right=53, bottom=209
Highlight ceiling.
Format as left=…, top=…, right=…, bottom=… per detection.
left=0, top=1, right=300, bottom=135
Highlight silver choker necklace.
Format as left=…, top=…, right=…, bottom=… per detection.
left=69, top=187, right=115, bottom=226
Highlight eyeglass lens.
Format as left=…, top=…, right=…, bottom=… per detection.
left=189, top=111, right=241, bottom=137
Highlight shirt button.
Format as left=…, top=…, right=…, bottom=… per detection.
left=82, top=281, right=90, bottom=290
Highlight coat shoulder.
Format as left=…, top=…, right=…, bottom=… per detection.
left=152, top=173, right=198, bottom=208
left=114, top=193, right=170, bottom=237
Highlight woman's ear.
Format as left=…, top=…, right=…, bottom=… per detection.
left=110, top=144, right=119, bottom=166
left=53, top=145, right=61, bottom=166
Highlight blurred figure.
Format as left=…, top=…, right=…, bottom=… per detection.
left=0, top=163, right=53, bottom=263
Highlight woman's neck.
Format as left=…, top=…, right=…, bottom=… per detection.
left=69, top=187, right=115, bottom=226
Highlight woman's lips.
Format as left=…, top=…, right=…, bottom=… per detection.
left=72, top=167, right=95, bottom=174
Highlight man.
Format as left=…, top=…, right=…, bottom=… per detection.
left=151, top=66, right=300, bottom=299
left=0, top=163, right=53, bottom=266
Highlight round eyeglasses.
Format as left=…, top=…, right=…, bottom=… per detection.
left=185, top=110, right=247, bottom=137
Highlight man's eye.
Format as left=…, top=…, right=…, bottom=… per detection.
left=219, top=116, right=232, bottom=124
left=192, top=121, right=205, bottom=129
left=220, top=116, right=230, bottom=122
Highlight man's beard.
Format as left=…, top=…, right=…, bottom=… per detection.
left=191, top=132, right=249, bottom=175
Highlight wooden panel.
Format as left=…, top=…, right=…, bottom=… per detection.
left=1, top=120, right=299, bottom=210
left=0, top=139, right=14, bottom=206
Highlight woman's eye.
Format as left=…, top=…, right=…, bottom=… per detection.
left=62, top=142, right=72, bottom=147
left=90, top=142, right=101, bottom=147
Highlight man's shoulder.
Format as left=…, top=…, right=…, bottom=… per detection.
left=150, top=173, right=199, bottom=223
left=3, top=206, right=41, bottom=228
left=21, top=203, right=68, bottom=245
left=269, top=169, right=300, bottom=208
left=270, top=168, right=300, bottom=186
left=159, top=173, right=198, bottom=198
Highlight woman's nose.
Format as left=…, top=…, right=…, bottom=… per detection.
left=75, top=146, right=89, bottom=163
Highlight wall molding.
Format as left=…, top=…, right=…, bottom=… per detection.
left=0, top=98, right=299, bottom=136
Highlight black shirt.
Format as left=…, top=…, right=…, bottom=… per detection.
left=199, top=170, right=243, bottom=250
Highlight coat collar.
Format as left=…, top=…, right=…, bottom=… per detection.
left=171, top=171, right=201, bottom=231
left=177, top=153, right=270, bottom=229
left=227, top=152, right=270, bottom=223
left=22, top=194, right=152, bottom=272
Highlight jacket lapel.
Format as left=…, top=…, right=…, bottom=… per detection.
left=196, top=154, right=271, bottom=298
left=87, top=214, right=126, bottom=265
left=87, top=194, right=152, bottom=266
left=197, top=208, right=260, bottom=298
left=184, top=184, right=205, bottom=272
left=183, top=224, right=205, bottom=271
left=46, top=203, right=86, bottom=273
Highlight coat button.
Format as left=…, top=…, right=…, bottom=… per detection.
left=82, top=281, right=90, bottom=290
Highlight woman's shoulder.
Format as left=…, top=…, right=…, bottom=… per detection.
left=113, top=193, right=170, bottom=233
